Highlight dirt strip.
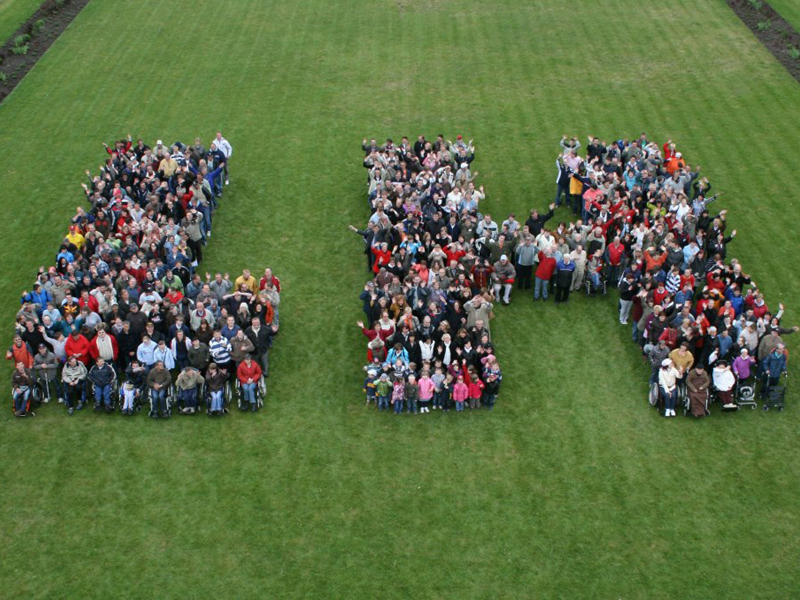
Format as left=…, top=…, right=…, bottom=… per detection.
left=0, top=0, right=91, bottom=104
left=727, top=0, right=800, bottom=82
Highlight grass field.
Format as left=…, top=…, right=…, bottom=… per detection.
left=770, top=0, right=800, bottom=31
left=0, top=0, right=41, bottom=43
left=1, top=0, right=800, bottom=597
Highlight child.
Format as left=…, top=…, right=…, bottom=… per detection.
left=120, top=380, right=138, bottom=415
left=441, top=373, right=454, bottom=411
left=431, top=366, right=445, bottom=410
left=452, top=375, right=469, bottom=412
left=405, top=373, right=419, bottom=414
left=363, top=367, right=378, bottom=406
left=468, top=374, right=484, bottom=409
left=376, top=373, right=392, bottom=411
left=483, top=373, right=500, bottom=410
left=418, top=372, right=435, bottom=413
left=392, top=376, right=405, bottom=414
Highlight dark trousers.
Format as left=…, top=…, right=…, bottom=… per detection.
left=555, top=285, right=571, bottom=303
left=516, top=264, right=533, bottom=290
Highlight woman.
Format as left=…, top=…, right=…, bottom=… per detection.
left=195, top=319, right=214, bottom=345
left=658, top=358, right=680, bottom=417
left=170, top=329, right=192, bottom=371
left=686, top=364, right=711, bottom=417
left=712, top=361, right=737, bottom=410
left=205, top=362, right=229, bottom=416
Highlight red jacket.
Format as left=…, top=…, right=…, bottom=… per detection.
left=371, top=247, right=391, bottom=273
left=607, top=243, right=625, bottom=266
left=89, top=333, right=119, bottom=361
left=78, top=295, right=99, bottom=313
left=535, top=252, right=557, bottom=280
left=237, top=360, right=262, bottom=384
left=259, top=275, right=281, bottom=292
left=65, top=334, right=92, bottom=365
left=6, top=342, right=33, bottom=368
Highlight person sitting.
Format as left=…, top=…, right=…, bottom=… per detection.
left=11, top=362, right=35, bottom=417
left=146, top=360, right=172, bottom=418
left=658, top=358, right=680, bottom=418
left=88, top=357, right=116, bottom=413
left=175, top=366, right=205, bottom=415
left=62, top=355, right=87, bottom=414
left=712, top=361, right=737, bottom=410
left=205, top=362, right=229, bottom=416
left=237, top=355, right=262, bottom=412
left=686, top=364, right=711, bottom=417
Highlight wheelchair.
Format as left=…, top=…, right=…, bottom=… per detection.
left=583, top=269, right=607, bottom=297
left=144, top=383, right=175, bottom=418
left=204, top=381, right=233, bottom=416
left=91, top=377, right=120, bottom=413
left=118, top=381, right=145, bottom=415
left=11, top=384, right=39, bottom=417
left=175, top=383, right=205, bottom=415
left=235, top=376, right=266, bottom=411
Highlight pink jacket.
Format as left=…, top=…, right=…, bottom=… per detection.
left=452, top=382, right=469, bottom=402
left=418, top=377, right=435, bottom=400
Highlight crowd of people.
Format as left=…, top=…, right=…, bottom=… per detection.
left=545, top=133, right=792, bottom=417
left=8, top=133, right=283, bottom=418
left=353, top=135, right=503, bottom=414
left=353, top=131, right=793, bottom=418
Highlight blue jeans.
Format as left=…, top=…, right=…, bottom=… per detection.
left=484, top=394, right=496, bottom=410
left=554, top=183, right=568, bottom=206
left=13, top=387, right=31, bottom=411
left=661, top=387, right=677, bottom=412
left=455, top=400, right=464, bottom=412
left=378, top=394, right=389, bottom=410
left=393, top=399, right=403, bottom=413
left=534, top=276, right=548, bottom=300
left=210, top=390, right=224, bottom=411
left=589, top=272, right=601, bottom=289
left=94, top=384, right=112, bottom=407
left=407, top=398, right=417, bottom=413
left=179, top=388, right=198, bottom=408
left=242, top=382, right=257, bottom=403
left=150, top=388, right=166, bottom=413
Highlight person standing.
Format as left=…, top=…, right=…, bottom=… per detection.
left=554, top=255, right=575, bottom=304
left=534, top=249, right=557, bottom=302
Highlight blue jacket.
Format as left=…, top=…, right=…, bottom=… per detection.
left=764, top=352, right=787, bottom=378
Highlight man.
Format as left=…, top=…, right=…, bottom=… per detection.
left=525, top=204, right=555, bottom=237
left=209, top=329, right=233, bottom=373
left=88, top=357, right=116, bottom=412
left=246, top=316, right=277, bottom=377
left=146, top=360, right=172, bottom=418
left=237, top=355, right=262, bottom=412
left=6, top=334, right=34, bottom=369
left=136, top=335, right=158, bottom=371
left=61, top=355, right=87, bottom=414
left=514, top=236, right=536, bottom=291
left=214, top=131, right=233, bottom=185
left=464, top=296, right=493, bottom=338
left=760, top=343, right=787, bottom=400
left=230, top=329, right=256, bottom=365
left=534, top=249, right=557, bottom=302
left=188, top=337, right=212, bottom=372
left=554, top=254, right=575, bottom=304
left=65, top=329, right=91, bottom=366
left=33, top=343, right=61, bottom=403
left=491, top=255, right=516, bottom=305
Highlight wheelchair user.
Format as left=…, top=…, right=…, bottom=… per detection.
left=205, top=362, right=229, bottom=416
left=176, top=366, right=204, bottom=415
left=11, top=362, right=34, bottom=417
left=61, top=355, right=88, bottom=415
left=88, top=357, right=117, bottom=413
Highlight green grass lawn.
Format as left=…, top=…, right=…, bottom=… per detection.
left=770, top=0, right=800, bottom=32
left=1, top=0, right=800, bottom=597
left=0, top=0, right=42, bottom=43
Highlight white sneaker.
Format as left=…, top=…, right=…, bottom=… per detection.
left=58, top=397, right=64, bottom=404
left=225, top=179, right=230, bottom=186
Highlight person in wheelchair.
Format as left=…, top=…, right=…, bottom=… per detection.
left=658, top=358, right=681, bottom=418
left=62, top=355, right=88, bottom=415
left=586, top=249, right=605, bottom=295
left=175, top=366, right=204, bottom=415
left=88, top=357, right=117, bottom=413
left=32, top=343, right=62, bottom=403
left=712, top=360, right=737, bottom=410
left=121, top=358, right=147, bottom=415
left=205, top=362, right=229, bottom=416
left=12, top=362, right=35, bottom=417
left=686, top=363, right=711, bottom=417
left=236, top=354, right=263, bottom=412
left=146, top=360, right=172, bottom=418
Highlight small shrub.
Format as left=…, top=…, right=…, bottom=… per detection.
left=11, top=44, right=29, bottom=55
left=31, top=19, right=45, bottom=35
left=757, top=21, right=770, bottom=31
left=788, top=46, right=800, bottom=60
left=0, top=72, right=7, bottom=83
left=749, top=0, right=762, bottom=10
left=13, top=34, right=31, bottom=46
left=54, top=0, right=66, bottom=8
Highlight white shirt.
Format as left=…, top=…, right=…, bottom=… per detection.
left=215, top=137, right=233, bottom=158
